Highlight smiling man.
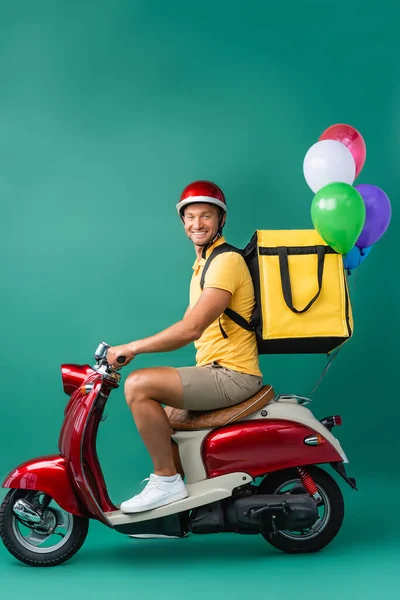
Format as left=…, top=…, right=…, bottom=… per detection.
left=107, top=180, right=262, bottom=514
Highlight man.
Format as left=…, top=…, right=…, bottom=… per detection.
left=107, top=180, right=262, bottom=514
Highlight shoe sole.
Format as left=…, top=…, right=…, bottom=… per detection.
left=121, top=489, right=189, bottom=514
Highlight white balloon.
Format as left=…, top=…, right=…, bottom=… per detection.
left=303, top=139, right=356, bottom=193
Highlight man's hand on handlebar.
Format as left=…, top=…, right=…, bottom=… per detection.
left=107, top=343, right=136, bottom=369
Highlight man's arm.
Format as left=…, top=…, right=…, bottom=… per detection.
left=130, top=287, right=231, bottom=356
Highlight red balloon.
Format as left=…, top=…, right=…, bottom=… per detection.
left=319, top=124, right=366, bottom=178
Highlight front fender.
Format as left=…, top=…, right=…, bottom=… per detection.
left=2, top=454, right=88, bottom=517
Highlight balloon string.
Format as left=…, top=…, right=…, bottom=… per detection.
left=351, top=251, right=363, bottom=293
left=310, top=255, right=361, bottom=399
left=309, top=347, right=342, bottom=398
left=346, top=249, right=363, bottom=294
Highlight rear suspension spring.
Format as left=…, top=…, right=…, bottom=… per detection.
left=297, top=467, right=321, bottom=501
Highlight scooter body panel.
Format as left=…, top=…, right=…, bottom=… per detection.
left=262, top=398, right=348, bottom=462
left=61, top=364, right=96, bottom=396
left=58, top=374, right=116, bottom=522
left=171, top=398, right=346, bottom=485
left=2, top=454, right=87, bottom=517
left=171, top=429, right=208, bottom=483
left=203, top=419, right=343, bottom=478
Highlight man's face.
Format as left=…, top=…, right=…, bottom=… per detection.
left=183, top=203, right=224, bottom=247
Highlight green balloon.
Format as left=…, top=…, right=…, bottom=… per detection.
left=311, top=182, right=366, bottom=254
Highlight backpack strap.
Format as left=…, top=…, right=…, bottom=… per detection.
left=200, top=243, right=254, bottom=336
left=200, top=243, right=240, bottom=289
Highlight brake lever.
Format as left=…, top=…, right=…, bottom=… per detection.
left=96, top=352, right=127, bottom=375
left=105, top=355, right=127, bottom=373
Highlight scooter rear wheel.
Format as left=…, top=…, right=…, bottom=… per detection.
left=0, top=489, right=89, bottom=567
left=259, top=466, right=344, bottom=553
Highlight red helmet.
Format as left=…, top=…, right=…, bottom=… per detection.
left=176, top=180, right=227, bottom=216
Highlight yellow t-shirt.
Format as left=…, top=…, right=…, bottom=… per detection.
left=189, top=237, right=262, bottom=377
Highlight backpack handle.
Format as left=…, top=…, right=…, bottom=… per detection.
left=278, top=245, right=326, bottom=314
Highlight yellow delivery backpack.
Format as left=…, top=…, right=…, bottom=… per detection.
left=201, top=230, right=353, bottom=354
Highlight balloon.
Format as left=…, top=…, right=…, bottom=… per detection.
left=311, top=182, right=366, bottom=254
left=303, top=139, right=356, bottom=193
left=319, top=124, right=366, bottom=178
left=343, top=245, right=371, bottom=270
left=355, top=184, right=392, bottom=248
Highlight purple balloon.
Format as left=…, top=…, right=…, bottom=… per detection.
left=355, top=184, right=391, bottom=248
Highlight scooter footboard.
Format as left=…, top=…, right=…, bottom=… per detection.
left=2, top=454, right=87, bottom=517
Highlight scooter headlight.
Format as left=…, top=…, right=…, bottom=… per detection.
left=61, top=364, right=94, bottom=396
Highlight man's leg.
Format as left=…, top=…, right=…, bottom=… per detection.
left=120, top=367, right=188, bottom=514
left=124, top=366, right=184, bottom=476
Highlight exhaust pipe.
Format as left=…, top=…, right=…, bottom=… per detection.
left=13, top=499, right=42, bottom=524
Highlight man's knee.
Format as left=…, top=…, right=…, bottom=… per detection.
left=124, top=370, right=150, bottom=406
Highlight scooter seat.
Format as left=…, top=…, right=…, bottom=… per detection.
left=164, top=385, right=274, bottom=431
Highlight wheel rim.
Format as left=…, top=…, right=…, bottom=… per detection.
left=273, top=478, right=331, bottom=541
left=11, top=493, right=74, bottom=554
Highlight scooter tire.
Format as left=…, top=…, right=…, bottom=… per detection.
left=258, top=466, right=344, bottom=554
left=0, top=489, right=89, bottom=567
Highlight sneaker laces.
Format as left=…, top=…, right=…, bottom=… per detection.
left=135, top=474, right=158, bottom=498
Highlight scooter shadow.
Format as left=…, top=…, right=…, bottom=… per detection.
left=83, top=535, right=351, bottom=569
left=82, top=515, right=397, bottom=569
left=84, top=535, right=280, bottom=567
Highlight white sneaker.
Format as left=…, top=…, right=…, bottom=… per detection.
left=120, top=474, right=188, bottom=514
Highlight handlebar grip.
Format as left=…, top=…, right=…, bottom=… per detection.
left=117, top=356, right=126, bottom=364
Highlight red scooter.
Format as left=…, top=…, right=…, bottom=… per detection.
left=0, top=342, right=356, bottom=567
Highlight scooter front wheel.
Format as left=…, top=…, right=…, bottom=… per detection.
left=0, top=489, right=89, bottom=567
left=259, top=466, right=344, bottom=553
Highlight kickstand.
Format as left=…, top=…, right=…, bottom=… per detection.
left=268, top=514, right=278, bottom=539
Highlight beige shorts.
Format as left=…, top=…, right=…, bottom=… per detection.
left=176, top=363, right=263, bottom=411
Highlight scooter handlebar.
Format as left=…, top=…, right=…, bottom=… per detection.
left=94, top=343, right=127, bottom=372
